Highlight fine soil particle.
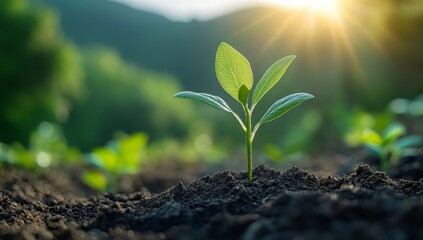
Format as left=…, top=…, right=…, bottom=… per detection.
left=1, top=164, right=423, bottom=240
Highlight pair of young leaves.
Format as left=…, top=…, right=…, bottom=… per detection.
left=175, top=42, right=314, bottom=129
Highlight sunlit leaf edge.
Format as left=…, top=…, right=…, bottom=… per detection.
left=259, top=93, right=314, bottom=124
left=174, top=91, right=233, bottom=113
left=252, top=55, right=296, bottom=105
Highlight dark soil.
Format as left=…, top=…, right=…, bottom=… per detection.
left=337, top=151, right=423, bottom=181
left=390, top=154, right=423, bottom=181
left=1, top=164, right=423, bottom=240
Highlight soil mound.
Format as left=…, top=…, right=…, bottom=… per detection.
left=1, top=164, right=422, bottom=239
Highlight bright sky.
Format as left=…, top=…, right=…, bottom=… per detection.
left=113, top=0, right=340, bottom=21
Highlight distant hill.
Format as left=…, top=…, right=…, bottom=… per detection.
left=37, top=0, right=422, bottom=109
left=29, top=0, right=423, bottom=152
left=36, top=0, right=340, bottom=93
left=38, top=0, right=214, bottom=91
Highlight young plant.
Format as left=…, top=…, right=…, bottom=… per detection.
left=361, top=122, right=423, bottom=172
left=83, top=132, right=148, bottom=192
left=175, top=42, right=314, bottom=181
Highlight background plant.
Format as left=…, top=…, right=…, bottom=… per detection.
left=0, top=0, right=83, bottom=144
left=175, top=42, right=314, bottom=181
left=0, top=122, right=81, bottom=172
left=361, top=122, right=423, bottom=171
left=63, top=48, right=194, bottom=151
left=264, top=109, right=321, bottom=164
left=82, top=132, right=148, bottom=192
left=389, top=94, right=423, bottom=117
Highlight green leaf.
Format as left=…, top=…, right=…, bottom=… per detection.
left=364, top=143, right=382, bottom=158
left=82, top=170, right=107, bottom=192
left=117, top=133, right=147, bottom=174
left=215, top=42, right=253, bottom=101
left=252, top=55, right=296, bottom=105
left=174, top=91, right=233, bottom=113
left=238, top=85, right=250, bottom=106
left=361, top=128, right=383, bottom=146
left=393, top=135, right=423, bottom=149
left=91, top=148, right=119, bottom=172
left=258, top=93, right=314, bottom=124
left=381, top=122, right=405, bottom=146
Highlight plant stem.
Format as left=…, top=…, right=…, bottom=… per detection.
left=231, top=111, right=246, bottom=132
left=244, top=105, right=253, bottom=182
left=380, top=152, right=389, bottom=172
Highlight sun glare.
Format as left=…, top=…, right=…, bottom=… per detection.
left=275, top=0, right=341, bottom=18
left=234, top=0, right=370, bottom=76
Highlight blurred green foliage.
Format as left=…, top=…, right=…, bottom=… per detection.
left=0, top=122, right=81, bottom=171
left=263, top=109, right=322, bottom=163
left=0, top=0, right=84, bottom=144
left=360, top=122, right=423, bottom=171
left=63, top=48, right=195, bottom=150
left=83, top=132, right=148, bottom=192
left=341, top=101, right=423, bottom=172
left=88, top=133, right=147, bottom=174
left=388, top=94, right=423, bottom=136
left=389, top=94, right=423, bottom=117
left=0, top=0, right=198, bottom=152
left=81, top=170, right=107, bottom=193
left=0, top=0, right=422, bottom=175
left=343, top=109, right=395, bottom=148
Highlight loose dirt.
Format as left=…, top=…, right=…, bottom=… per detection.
left=1, top=164, right=422, bottom=239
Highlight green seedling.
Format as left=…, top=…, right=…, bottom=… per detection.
left=83, top=132, right=147, bottom=192
left=175, top=42, right=314, bottom=181
left=362, top=122, right=423, bottom=171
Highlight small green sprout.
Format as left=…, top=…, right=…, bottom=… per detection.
left=83, top=132, right=148, bottom=192
left=362, top=122, right=423, bottom=171
left=175, top=42, right=314, bottom=181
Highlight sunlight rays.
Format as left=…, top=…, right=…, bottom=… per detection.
left=271, top=0, right=341, bottom=18
left=226, top=0, right=389, bottom=82
left=252, top=0, right=389, bottom=79
left=259, top=11, right=302, bottom=55
left=234, top=10, right=279, bottom=36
